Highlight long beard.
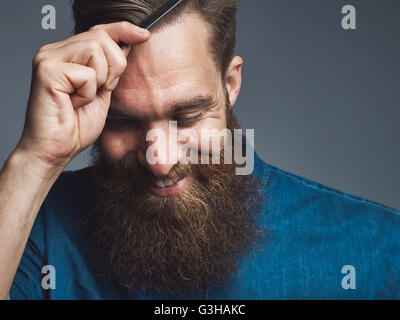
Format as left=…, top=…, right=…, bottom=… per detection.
left=82, top=111, right=264, bottom=295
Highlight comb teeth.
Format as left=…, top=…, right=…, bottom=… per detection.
left=139, top=0, right=184, bottom=30
left=119, top=0, right=184, bottom=49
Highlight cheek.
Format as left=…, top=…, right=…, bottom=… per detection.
left=178, top=112, right=228, bottom=157
left=98, top=129, right=139, bottom=162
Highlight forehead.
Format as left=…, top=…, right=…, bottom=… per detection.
left=111, top=14, right=221, bottom=117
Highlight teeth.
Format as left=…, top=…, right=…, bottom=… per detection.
left=164, top=178, right=174, bottom=187
left=154, top=178, right=175, bottom=188
left=155, top=179, right=166, bottom=188
left=153, top=177, right=182, bottom=189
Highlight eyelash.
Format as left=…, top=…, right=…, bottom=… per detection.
left=106, top=119, right=139, bottom=130
left=175, top=114, right=203, bottom=127
left=106, top=113, right=203, bottom=130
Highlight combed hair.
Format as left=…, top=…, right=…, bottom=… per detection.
left=72, top=0, right=239, bottom=78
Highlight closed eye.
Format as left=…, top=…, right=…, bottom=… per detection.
left=174, top=113, right=203, bottom=127
left=105, top=117, right=142, bottom=130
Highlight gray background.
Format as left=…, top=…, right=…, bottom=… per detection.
left=0, top=0, right=398, bottom=209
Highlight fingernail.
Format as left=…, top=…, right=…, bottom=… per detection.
left=139, top=28, right=150, bottom=36
left=110, top=77, right=120, bottom=90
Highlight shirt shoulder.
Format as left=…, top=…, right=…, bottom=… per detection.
left=259, top=159, right=400, bottom=251
left=252, top=153, right=399, bottom=234
left=265, top=161, right=399, bottom=219
left=213, top=155, right=400, bottom=299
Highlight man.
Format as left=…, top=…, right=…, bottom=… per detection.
left=0, top=0, right=399, bottom=300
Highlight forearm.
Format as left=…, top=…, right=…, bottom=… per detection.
left=0, top=148, right=64, bottom=299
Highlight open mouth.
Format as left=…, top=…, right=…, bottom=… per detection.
left=147, top=175, right=191, bottom=197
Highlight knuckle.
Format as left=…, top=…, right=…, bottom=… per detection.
left=93, top=28, right=108, bottom=40
left=111, top=58, right=127, bottom=77
left=34, top=59, right=53, bottom=76
left=98, top=69, right=108, bottom=84
left=89, top=27, right=108, bottom=42
left=32, top=53, right=44, bottom=67
left=118, top=57, right=128, bottom=71
left=37, top=43, right=52, bottom=53
left=33, top=46, right=51, bottom=66
left=89, top=24, right=102, bottom=32
left=120, top=21, right=131, bottom=29
left=86, top=39, right=102, bottom=52
left=86, top=67, right=97, bottom=81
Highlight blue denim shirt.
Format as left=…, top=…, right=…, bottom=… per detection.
left=10, top=153, right=400, bottom=299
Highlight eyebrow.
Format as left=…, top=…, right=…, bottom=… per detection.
left=108, top=95, right=216, bottom=122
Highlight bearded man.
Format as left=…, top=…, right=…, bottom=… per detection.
left=1, top=0, right=399, bottom=300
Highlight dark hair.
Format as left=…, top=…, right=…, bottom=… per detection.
left=72, top=0, right=239, bottom=78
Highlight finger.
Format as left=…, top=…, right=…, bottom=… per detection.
left=93, top=21, right=150, bottom=46
left=35, top=22, right=150, bottom=91
left=40, top=36, right=122, bottom=91
left=46, top=21, right=149, bottom=50
left=51, top=40, right=109, bottom=88
left=88, top=30, right=129, bottom=90
left=89, top=23, right=150, bottom=89
left=50, top=62, right=97, bottom=108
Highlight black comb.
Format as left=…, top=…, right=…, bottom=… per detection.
left=139, top=0, right=184, bottom=29
left=119, top=0, right=184, bottom=49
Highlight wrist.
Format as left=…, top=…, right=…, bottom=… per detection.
left=5, top=147, right=66, bottom=183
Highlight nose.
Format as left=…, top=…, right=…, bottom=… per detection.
left=137, top=121, right=180, bottom=177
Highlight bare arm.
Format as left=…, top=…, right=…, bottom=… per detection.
left=0, top=149, right=64, bottom=299
left=0, top=22, right=150, bottom=299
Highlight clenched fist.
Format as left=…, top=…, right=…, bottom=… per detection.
left=17, top=22, right=150, bottom=168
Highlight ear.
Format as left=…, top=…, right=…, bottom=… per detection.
left=225, top=56, right=243, bottom=109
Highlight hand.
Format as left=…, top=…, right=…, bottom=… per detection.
left=16, top=22, right=150, bottom=169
